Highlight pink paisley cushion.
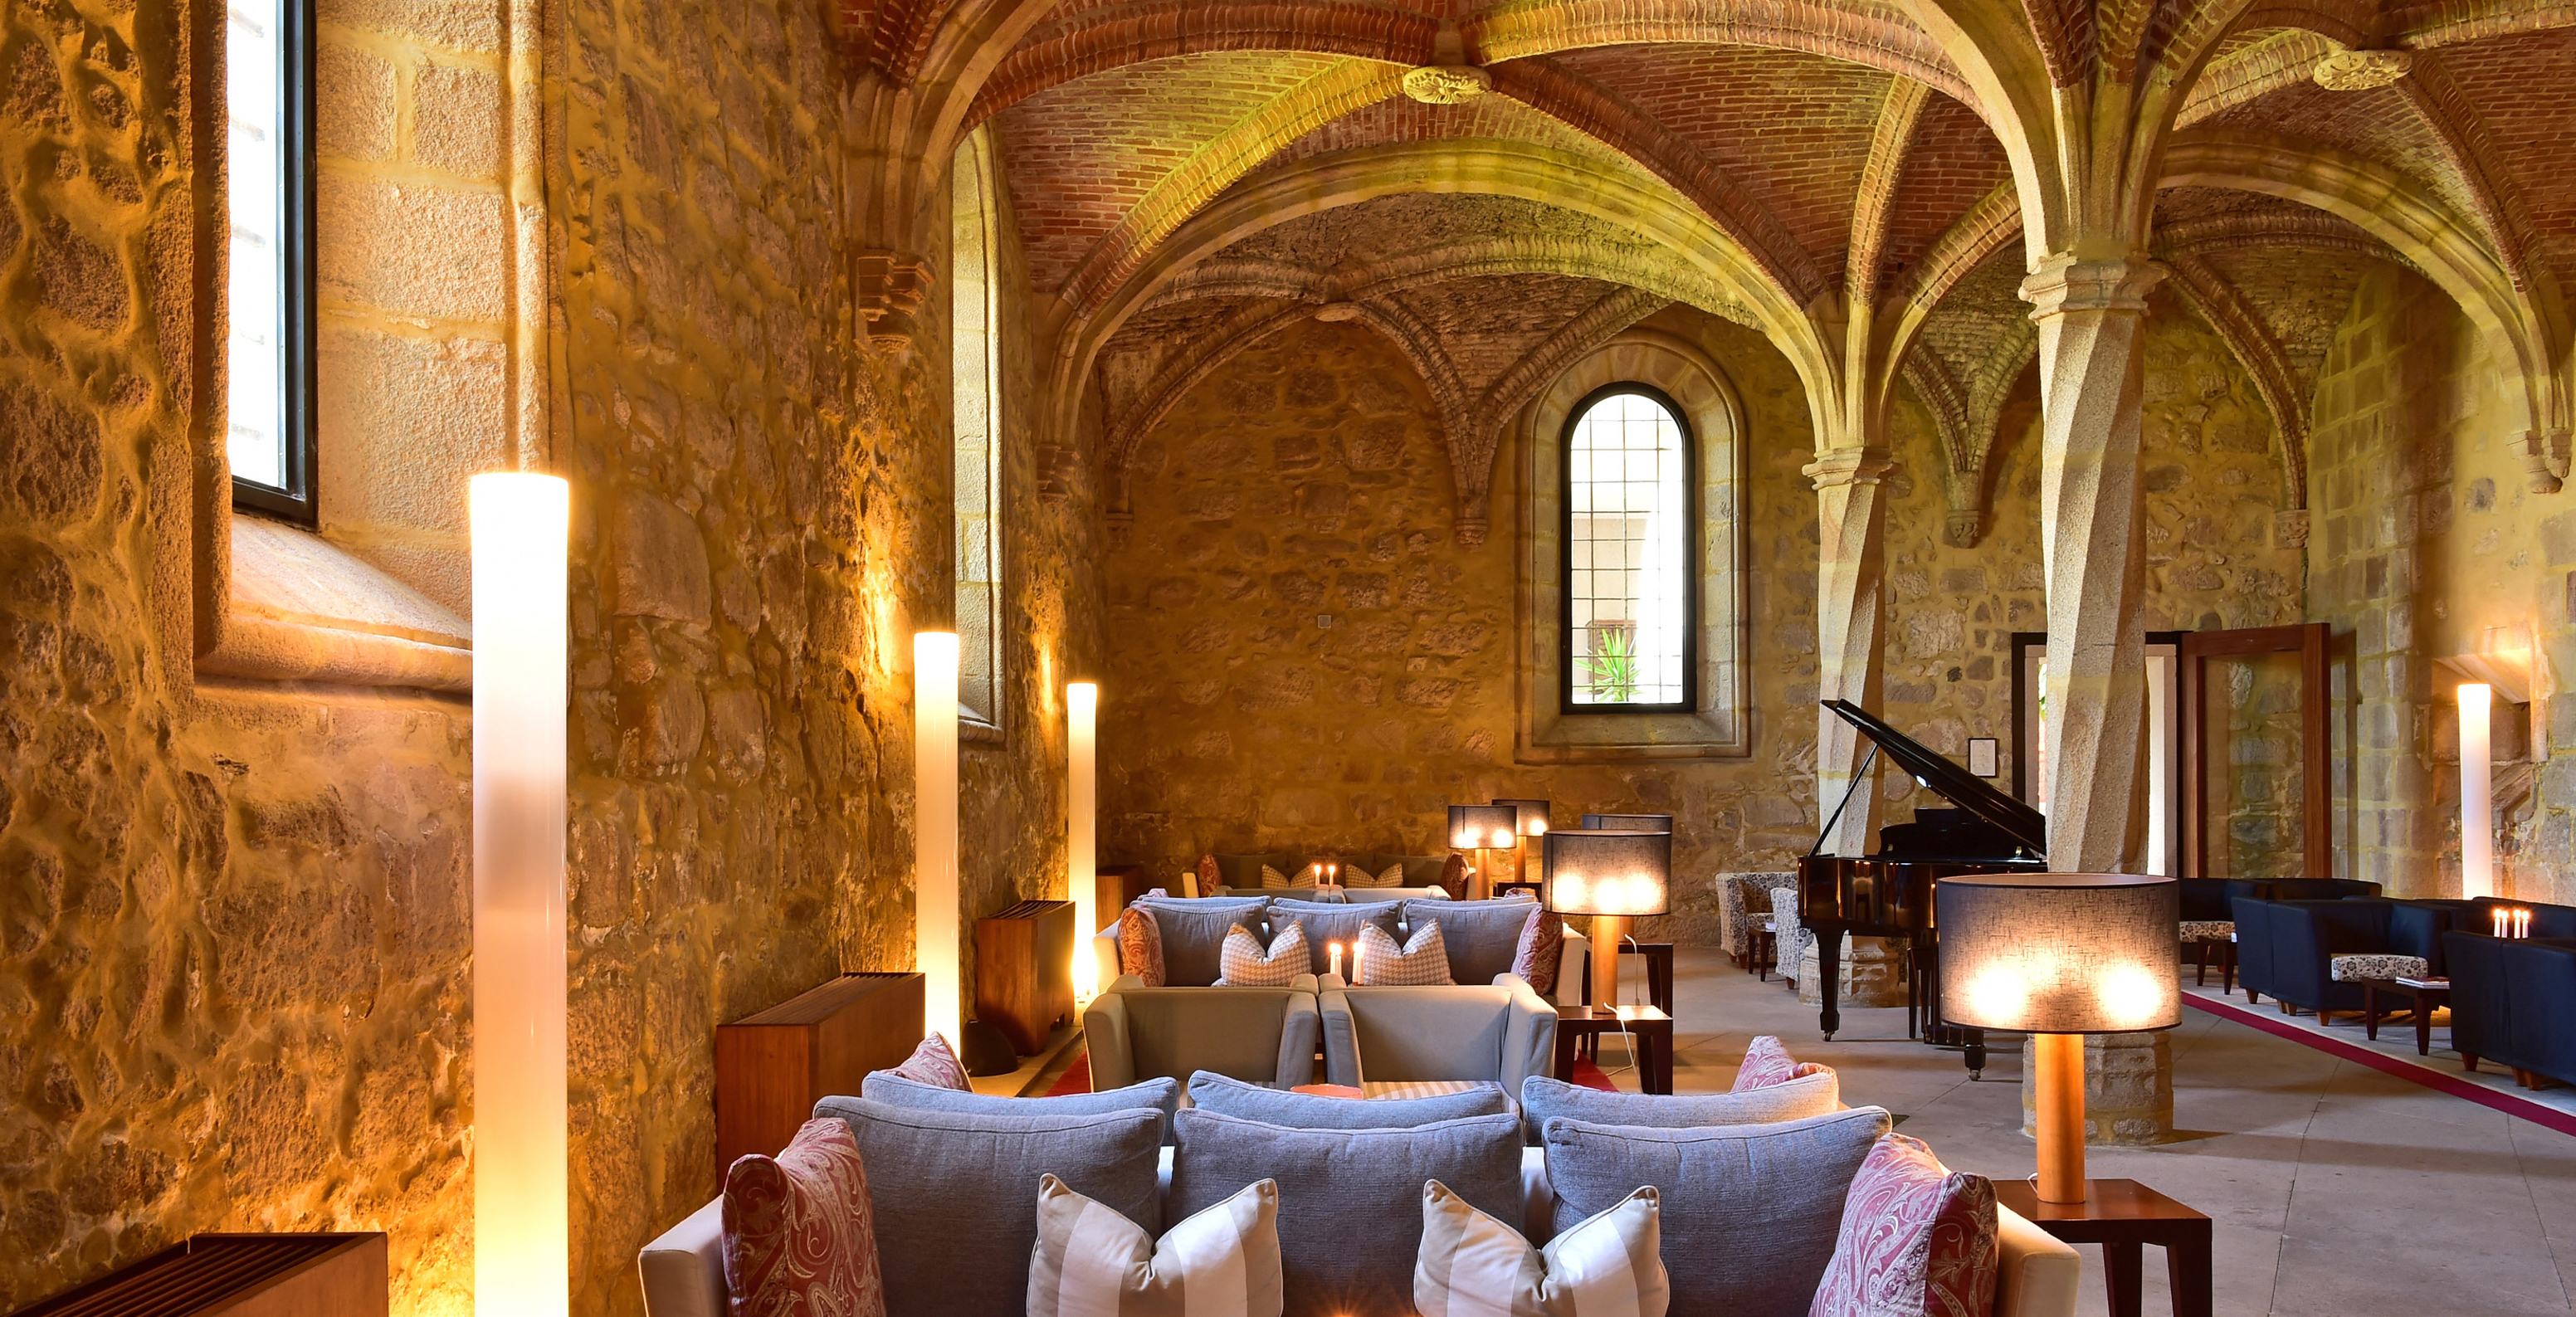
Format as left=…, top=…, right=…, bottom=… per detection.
left=880, top=1032, right=969, bottom=1090
left=1118, top=905, right=1167, bottom=987
left=1511, top=907, right=1565, bottom=997
left=1437, top=852, right=1469, bottom=900
left=1198, top=854, right=1222, bottom=892
left=1808, top=1133, right=1998, bottom=1317
left=1732, top=1034, right=1805, bottom=1091
left=721, top=1118, right=890, bottom=1317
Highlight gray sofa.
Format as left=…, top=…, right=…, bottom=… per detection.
left=1084, top=973, right=1322, bottom=1089
left=1090, top=892, right=1592, bottom=1007
left=637, top=1106, right=2082, bottom=1317
left=1320, top=973, right=1555, bottom=1091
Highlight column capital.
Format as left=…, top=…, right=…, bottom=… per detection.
left=1803, top=447, right=1896, bottom=491
left=2019, top=255, right=2166, bottom=320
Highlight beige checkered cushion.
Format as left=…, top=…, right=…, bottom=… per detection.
left=1364, top=1080, right=1490, bottom=1100
left=1356, top=920, right=1453, bottom=986
left=1219, top=921, right=1308, bottom=987
left=1348, top=862, right=1407, bottom=889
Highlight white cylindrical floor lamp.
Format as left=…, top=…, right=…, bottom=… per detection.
left=916, top=632, right=962, bottom=1046
left=471, top=473, right=570, bottom=1317
left=2461, top=683, right=2493, bottom=899
left=1068, top=680, right=1099, bottom=998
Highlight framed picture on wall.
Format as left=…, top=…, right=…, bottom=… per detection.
left=1967, top=738, right=1998, bottom=778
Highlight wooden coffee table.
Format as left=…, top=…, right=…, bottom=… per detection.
left=1554, top=1005, right=1673, bottom=1095
left=1994, top=1179, right=2211, bottom=1317
left=2360, top=977, right=2450, bottom=1056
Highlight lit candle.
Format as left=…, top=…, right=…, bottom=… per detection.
left=2461, top=684, right=2494, bottom=899
left=2496, top=908, right=2510, bottom=938
left=1067, top=681, right=1098, bottom=998
left=916, top=632, right=962, bottom=1049
left=471, top=472, right=571, bottom=1317
left=1329, top=942, right=1343, bottom=979
left=1352, top=941, right=1365, bottom=984
left=2516, top=908, right=2531, bottom=939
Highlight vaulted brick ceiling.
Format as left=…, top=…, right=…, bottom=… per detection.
left=968, top=1, right=2576, bottom=461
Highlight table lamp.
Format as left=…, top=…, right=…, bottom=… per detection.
left=1581, top=812, right=1675, bottom=832
left=1448, top=803, right=1520, bottom=899
left=1542, top=827, right=1671, bottom=1011
left=1935, top=872, right=2180, bottom=1204
left=1494, top=798, right=1550, bottom=886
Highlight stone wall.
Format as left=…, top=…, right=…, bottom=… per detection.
left=2307, top=264, right=2557, bottom=899
left=1097, top=306, right=1825, bottom=942
left=0, top=0, right=483, bottom=1309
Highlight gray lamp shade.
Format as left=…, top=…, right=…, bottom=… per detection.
left=1542, top=829, right=1672, bottom=916
left=1447, top=804, right=1520, bottom=850
left=1493, top=798, right=1552, bottom=837
left=1580, top=812, right=1675, bottom=832
left=1935, top=872, right=2181, bottom=1034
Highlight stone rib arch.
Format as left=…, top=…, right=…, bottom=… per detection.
left=1056, top=60, right=1412, bottom=315
left=1100, top=300, right=1325, bottom=519
left=1466, top=0, right=1969, bottom=99
left=1460, top=285, right=1673, bottom=539
left=1042, top=139, right=1836, bottom=468
left=2160, top=127, right=2570, bottom=488
left=968, top=3, right=1445, bottom=124
left=2158, top=251, right=2315, bottom=513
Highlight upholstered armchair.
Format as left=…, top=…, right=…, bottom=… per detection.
left=2445, top=931, right=2576, bottom=1085
left=1317, top=974, right=1556, bottom=1093
left=2236, top=899, right=2451, bottom=1021
left=1082, top=974, right=1323, bottom=1090
left=1769, top=885, right=1812, bottom=988
left=1717, top=873, right=1788, bottom=968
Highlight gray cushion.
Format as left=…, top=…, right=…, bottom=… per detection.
left=1138, top=895, right=1271, bottom=986
left=1542, top=1106, right=1892, bottom=1317
left=852, top=1071, right=1182, bottom=1141
left=1403, top=895, right=1540, bottom=984
left=822, top=1095, right=1164, bottom=1317
left=1187, top=1070, right=1510, bottom=1128
left=1171, top=1107, right=1524, bottom=1317
left=1518, top=1071, right=1839, bottom=1142
left=1265, top=900, right=1402, bottom=975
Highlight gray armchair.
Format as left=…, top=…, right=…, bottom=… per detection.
left=1318, top=974, right=1556, bottom=1091
left=1082, top=974, right=1323, bottom=1090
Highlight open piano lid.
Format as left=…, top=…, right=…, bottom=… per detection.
left=1821, top=699, right=2047, bottom=857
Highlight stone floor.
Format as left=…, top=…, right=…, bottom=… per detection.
left=1587, top=945, right=2576, bottom=1316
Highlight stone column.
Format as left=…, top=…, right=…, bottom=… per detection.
left=1806, top=447, right=1896, bottom=855
left=2020, top=256, right=2164, bottom=873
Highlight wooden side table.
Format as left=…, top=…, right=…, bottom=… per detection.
left=1554, top=1005, right=1674, bottom=1095
left=1578, top=940, right=1676, bottom=1014
left=2360, top=978, right=2449, bottom=1056
left=1994, top=1179, right=2212, bottom=1317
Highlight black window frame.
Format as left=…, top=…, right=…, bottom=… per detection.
left=228, top=0, right=320, bottom=525
left=1559, top=382, right=1700, bottom=715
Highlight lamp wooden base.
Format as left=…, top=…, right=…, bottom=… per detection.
left=2032, top=1031, right=2087, bottom=1203
left=1590, top=914, right=1630, bottom=1011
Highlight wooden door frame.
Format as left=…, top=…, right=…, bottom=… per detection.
left=2178, top=622, right=2331, bottom=878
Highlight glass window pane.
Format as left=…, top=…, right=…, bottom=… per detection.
left=227, top=0, right=288, bottom=493
left=1565, top=389, right=1690, bottom=707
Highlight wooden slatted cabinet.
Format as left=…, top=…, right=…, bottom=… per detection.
left=977, top=899, right=1076, bottom=1055
left=716, top=971, right=925, bottom=1168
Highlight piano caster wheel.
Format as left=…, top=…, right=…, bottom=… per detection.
left=1822, top=1032, right=1837, bottom=1042
left=1969, top=1069, right=1984, bottom=1081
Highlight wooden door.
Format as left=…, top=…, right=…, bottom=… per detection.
left=2179, top=623, right=2330, bottom=878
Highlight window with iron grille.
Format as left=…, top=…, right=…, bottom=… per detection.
left=1563, top=386, right=1695, bottom=710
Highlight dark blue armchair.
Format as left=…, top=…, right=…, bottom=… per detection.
left=2444, top=931, right=2576, bottom=1087
left=2235, top=899, right=2448, bottom=1020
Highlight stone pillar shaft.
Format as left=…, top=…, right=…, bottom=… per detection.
left=1807, top=448, right=1895, bottom=856
left=2021, top=256, right=2164, bottom=872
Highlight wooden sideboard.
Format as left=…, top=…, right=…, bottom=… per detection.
left=717, top=971, right=925, bottom=1167
left=977, top=900, right=1076, bottom=1054
left=14, top=1233, right=386, bottom=1317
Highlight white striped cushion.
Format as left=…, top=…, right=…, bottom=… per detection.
left=1219, top=922, right=1307, bottom=988
left=1415, top=1178, right=1666, bottom=1317
left=1356, top=921, right=1452, bottom=986
left=1029, top=1173, right=1282, bottom=1317
left=1347, top=862, right=1407, bottom=889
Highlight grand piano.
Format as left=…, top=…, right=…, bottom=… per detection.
left=1798, top=699, right=2047, bottom=1073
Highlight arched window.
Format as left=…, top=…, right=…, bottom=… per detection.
left=1563, top=386, right=1695, bottom=710
left=952, top=129, right=1003, bottom=731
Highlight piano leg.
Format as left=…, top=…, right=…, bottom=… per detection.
left=1963, top=1029, right=1987, bottom=1079
left=1812, top=919, right=1848, bottom=1040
